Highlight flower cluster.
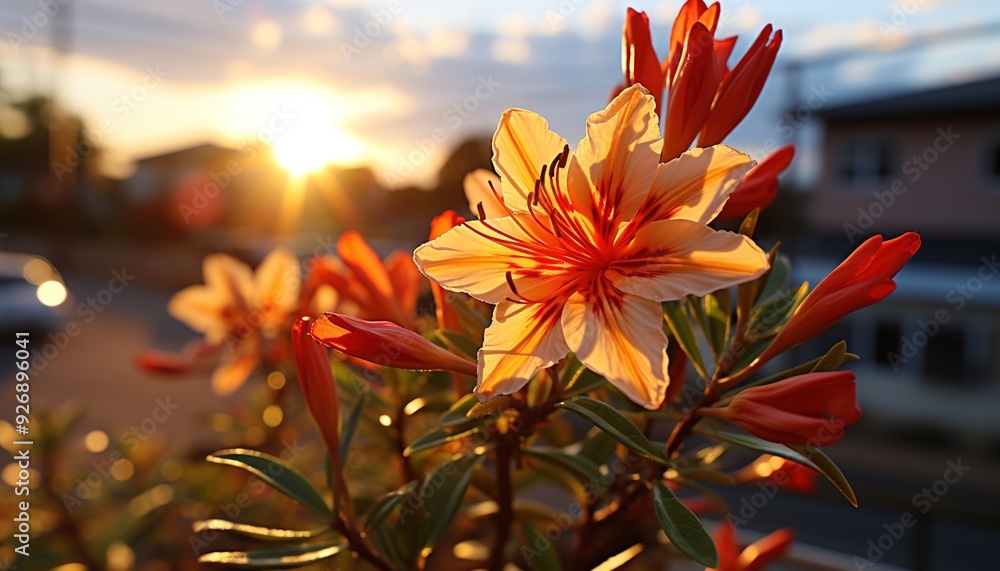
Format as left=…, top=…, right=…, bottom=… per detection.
left=142, top=3, right=922, bottom=570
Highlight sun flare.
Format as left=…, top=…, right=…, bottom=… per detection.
left=273, top=127, right=363, bottom=175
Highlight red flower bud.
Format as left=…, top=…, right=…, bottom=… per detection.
left=311, top=313, right=477, bottom=376
left=719, top=145, right=794, bottom=219
left=700, top=371, right=862, bottom=445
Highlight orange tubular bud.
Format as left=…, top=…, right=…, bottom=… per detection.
left=718, top=145, right=795, bottom=220
left=311, top=313, right=478, bottom=376
left=622, top=8, right=667, bottom=116
left=756, top=232, right=921, bottom=365
left=292, top=317, right=342, bottom=463
left=698, top=26, right=782, bottom=147
left=700, top=371, right=862, bottom=446
left=713, top=520, right=795, bottom=571
left=662, top=21, right=718, bottom=161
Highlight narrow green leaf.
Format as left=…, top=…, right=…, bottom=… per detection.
left=562, top=355, right=607, bottom=397
left=192, top=520, right=330, bottom=542
left=526, top=447, right=603, bottom=486
left=757, top=253, right=790, bottom=304
left=521, top=523, right=562, bottom=571
left=738, top=207, right=760, bottom=238
left=810, top=341, right=848, bottom=373
left=207, top=449, right=330, bottom=518
left=404, top=425, right=481, bottom=456
left=787, top=444, right=858, bottom=507
left=198, top=540, right=345, bottom=569
left=440, top=393, right=481, bottom=427
left=702, top=293, right=731, bottom=360
left=365, top=482, right=417, bottom=530
left=578, top=429, right=618, bottom=466
left=423, top=453, right=483, bottom=546
left=663, top=300, right=708, bottom=379
left=700, top=430, right=858, bottom=507
left=427, top=329, right=481, bottom=361
left=652, top=481, right=718, bottom=567
left=556, top=397, right=669, bottom=464
left=747, top=282, right=808, bottom=340
left=340, top=390, right=370, bottom=465
left=739, top=245, right=779, bottom=331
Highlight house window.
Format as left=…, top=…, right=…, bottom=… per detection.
left=983, top=138, right=1000, bottom=185
left=835, top=139, right=896, bottom=185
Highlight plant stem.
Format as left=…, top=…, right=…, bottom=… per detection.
left=335, top=515, right=397, bottom=571
left=490, top=437, right=514, bottom=571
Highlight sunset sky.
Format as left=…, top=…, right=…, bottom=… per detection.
left=1, top=0, right=998, bottom=185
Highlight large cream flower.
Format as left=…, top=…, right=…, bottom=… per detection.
left=415, top=85, right=768, bottom=409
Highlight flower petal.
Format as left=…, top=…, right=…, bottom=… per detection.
left=464, top=169, right=506, bottom=219
left=493, top=109, right=569, bottom=212
left=576, top=84, right=663, bottom=229
left=634, top=145, right=753, bottom=227
left=254, top=248, right=301, bottom=316
left=611, top=219, right=769, bottom=301
left=212, top=347, right=258, bottom=395
left=203, top=253, right=254, bottom=310
left=476, top=300, right=569, bottom=402
left=414, top=215, right=572, bottom=304
left=167, top=285, right=229, bottom=344
left=561, top=290, right=669, bottom=409
left=384, top=249, right=422, bottom=320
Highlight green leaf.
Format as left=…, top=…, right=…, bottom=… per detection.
left=701, top=430, right=857, bottom=507
left=663, top=300, right=708, bottom=379
left=562, top=355, right=606, bottom=397
left=440, top=393, right=481, bottom=427
left=207, top=449, right=331, bottom=518
left=340, top=390, right=370, bottom=465
left=404, top=425, right=481, bottom=456
left=810, top=341, right=848, bottom=373
left=702, top=292, right=731, bottom=360
left=427, top=329, right=481, bottom=361
left=556, top=397, right=669, bottom=464
left=521, top=523, right=562, bottom=571
left=526, top=447, right=603, bottom=485
left=652, top=481, right=718, bottom=567
left=747, top=282, right=808, bottom=340
left=192, top=520, right=330, bottom=542
left=198, top=540, right=346, bottom=569
left=738, top=207, right=760, bottom=238
left=365, top=482, right=417, bottom=530
left=578, top=429, right=618, bottom=466
left=757, top=253, right=791, bottom=304
left=739, top=245, right=778, bottom=332
left=787, top=444, right=858, bottom=507
left=423, top=453, right=483, bottom=546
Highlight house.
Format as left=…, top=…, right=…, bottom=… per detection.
left=792, top=76, right=1000, bottom=444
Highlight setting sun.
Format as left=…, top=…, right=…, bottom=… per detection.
left=273, top=126, right=364, bottom=175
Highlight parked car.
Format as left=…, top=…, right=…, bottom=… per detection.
left=0, top=252, right=70, bottom=339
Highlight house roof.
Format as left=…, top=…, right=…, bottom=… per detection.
left=816, top=75, right=1000, bottom=121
